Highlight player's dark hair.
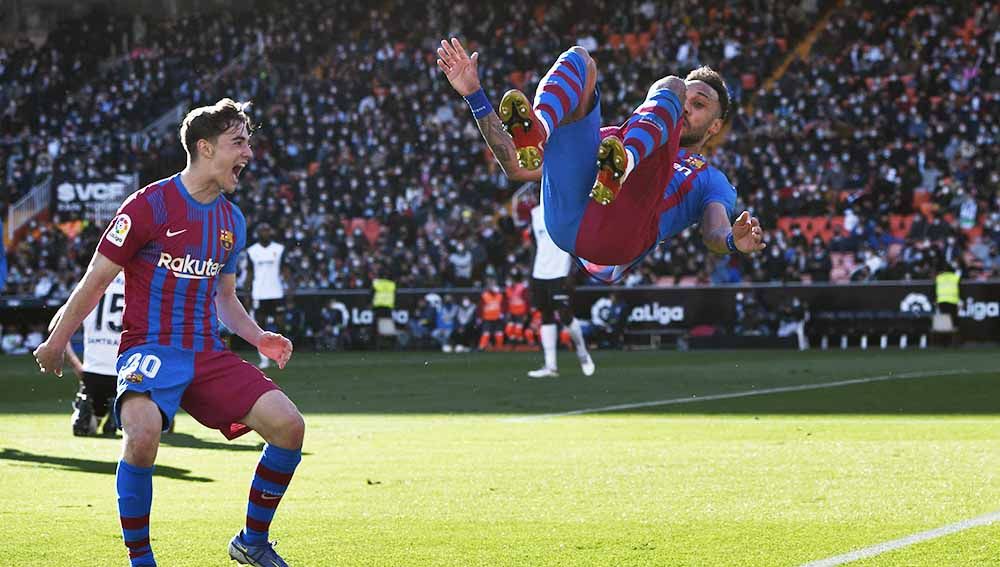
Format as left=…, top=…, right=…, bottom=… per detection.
left=685, top=66, right=730, bottom=121
left=180, top=98, right=254, bottom=161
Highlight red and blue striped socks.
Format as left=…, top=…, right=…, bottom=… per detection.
left=533, top=49, right=588, bottom=138
left=117, top=460, right=156, bottom=567
left=243, top=444, right=302, bottom=545
left=621, top=88, right=683, bottom=178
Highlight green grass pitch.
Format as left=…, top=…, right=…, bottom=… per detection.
left=2, top=348, right=999, bottom=566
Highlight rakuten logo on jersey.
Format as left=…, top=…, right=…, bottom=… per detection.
left=628, top=302, right=685, bottom=325
left=157, top=252, right=223, bottom=279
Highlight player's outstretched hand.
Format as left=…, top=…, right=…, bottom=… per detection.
left=436, top=37, right=481, bottom=97
left=732, top=211, right=766, bottom=254
left=33, top=340, right=65, bottom=378
left=259, top=332, right=293, bottom=369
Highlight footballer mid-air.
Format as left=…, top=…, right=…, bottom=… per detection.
left=34, top=99, right=303, bottom=567
left=437, top=38, right=764, bottom=282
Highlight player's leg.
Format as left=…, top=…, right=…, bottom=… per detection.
left=117, top=393, right=163, bottom=567
left=533, top=46, right=597, bottom=135
left=230, top=391, right=303, bottom=567
left=591, top=77, right=686, bottom=205
left=72, top=379, right=97, bottom=436
left=114, top=346, right=193, bottom=567
left=86, top=372, right=120, bottom=435
left=621, top=77, right=686, bottom=177
left=558, top=281, right=595, bottom=376
left=179, top=351, right=300, bottom=567
left=528, top=279, right=559, bottom=378
left=498, top=46, right=597, bottom=170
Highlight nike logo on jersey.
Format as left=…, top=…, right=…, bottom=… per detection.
left=166, top=228, right=187, bottom=237
left=260, top=492, right=282, bottom=500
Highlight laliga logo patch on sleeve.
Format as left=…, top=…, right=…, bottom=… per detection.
left=105, top=213, right=132, bottom=247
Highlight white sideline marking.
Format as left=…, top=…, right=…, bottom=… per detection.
left=506, top=369, right=973, bottom=422
left=799, top=509, right=1000, bottom=566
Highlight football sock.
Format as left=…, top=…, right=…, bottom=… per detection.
left=569, top=318, right=590, bottom=360
left=621, top=87, right=683, bottom=179
left=118, top=460, right=156, bottom=566
left=541, top=324, right=558, bottom=369
left=244, top=444, right=302, bottom=545
left=533, top=48, right=588, bottom=138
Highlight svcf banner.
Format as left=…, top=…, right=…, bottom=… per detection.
left=51, top=174, right=137, bottom=221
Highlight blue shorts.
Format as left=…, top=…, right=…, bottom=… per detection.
left=114, top=344, right=195, bottom=431
left=114, top=344, right=279, bottom=438
left=540, top=89, right=602, bottom=256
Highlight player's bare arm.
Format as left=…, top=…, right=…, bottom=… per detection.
left=34, top=252, right=122, bottom=377
left=216, top=273, right=293, bottom=368
left=701, top=204, right=765, bottom=255
left=49, top=304, right=85, bottom=378
left=436, top=37, right=542, bottom=183
left=477, top=113, right=542, bottom=182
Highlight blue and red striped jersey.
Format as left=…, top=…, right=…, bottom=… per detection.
left=97, top=173, right=246, bottom=353
left=579, top=148, right=736, bottom=282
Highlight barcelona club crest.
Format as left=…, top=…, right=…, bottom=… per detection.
left=220, top=229, right=235, bottom=251
left=685, top=155, right=706, bottom=170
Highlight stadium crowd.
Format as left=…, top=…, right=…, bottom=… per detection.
left=1, top=0, right=997, bottom=306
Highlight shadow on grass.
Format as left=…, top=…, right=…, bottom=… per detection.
left=158, top=433, right=311, bottom=456
left=160, top=432, right=262, bottom=452
left=0, top=448, right=214, bottom=482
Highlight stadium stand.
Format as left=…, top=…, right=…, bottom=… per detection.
left=1, top=0, right=996, bottom=302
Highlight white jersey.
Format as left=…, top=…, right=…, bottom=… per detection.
left=531, top=205, right=572, bottom=280
left=81, top=273, right=125, bottom=376
left=246, top=241, right=285, bottom=301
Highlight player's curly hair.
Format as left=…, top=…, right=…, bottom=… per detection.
left=180, top=98, right=255, bottom=161
left=685, top=66, right=730, bottom=121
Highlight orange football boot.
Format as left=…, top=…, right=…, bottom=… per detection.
left=589, top=135, right=627, bottom=205
left=498, top=90, right=546, bottom=170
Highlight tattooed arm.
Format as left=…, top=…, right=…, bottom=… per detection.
left=437, top=37, right=542, bottom=183
left=475, top=113, right=543, bottom=182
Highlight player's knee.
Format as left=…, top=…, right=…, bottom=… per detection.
left=265, top=406, right=305, bottom=449
left=121, top=419, right=161, bottom=467
left=648, top=76, right=686, bottom=101
left=586, top=56, right=597, bottom=83
left=284, top=411, right=306, bottom=446
left=567, top=46, right=592, bottom=67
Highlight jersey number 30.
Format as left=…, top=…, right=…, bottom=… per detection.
left=120, top=353, right=162, bottom=378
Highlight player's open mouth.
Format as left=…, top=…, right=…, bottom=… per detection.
left=231, top=164, right=245, bottom=183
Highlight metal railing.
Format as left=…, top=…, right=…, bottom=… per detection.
left=6, top=176, right=51, bottom=241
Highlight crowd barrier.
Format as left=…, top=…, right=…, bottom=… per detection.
left=3, top=281, right=997, bottom=347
